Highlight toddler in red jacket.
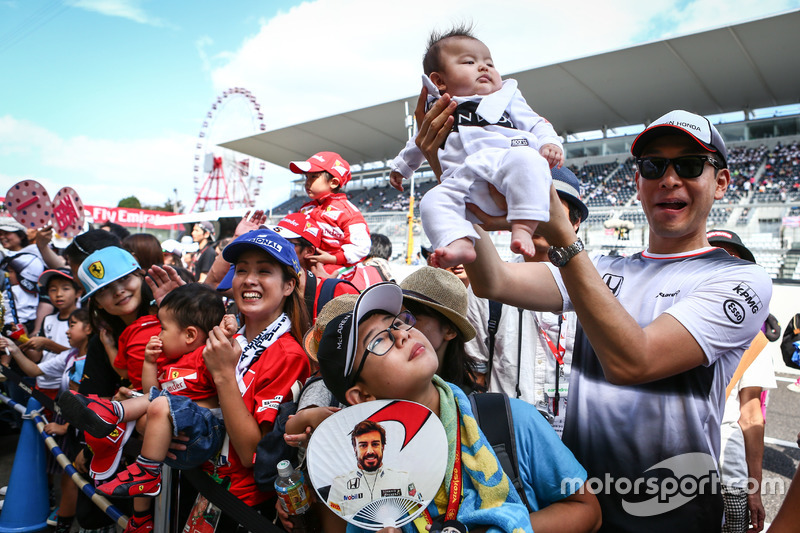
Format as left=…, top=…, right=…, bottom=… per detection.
left=290, top=151, right=370, bottom=279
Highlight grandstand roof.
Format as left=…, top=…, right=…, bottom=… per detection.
left=222, top=9, right=800, bottom=167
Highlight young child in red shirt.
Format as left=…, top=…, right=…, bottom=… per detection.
left=290, top=151, right=371, bottom=278
left=58, top=283, right=231, bottom=530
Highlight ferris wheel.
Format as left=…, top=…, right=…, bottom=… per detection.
left=189, top=87, right=267, bottom=213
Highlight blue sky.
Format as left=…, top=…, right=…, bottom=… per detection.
left=1, top=0, right=798, bottom=212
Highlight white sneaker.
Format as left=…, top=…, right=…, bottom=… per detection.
left=788, top=380, right=800, bottom=393
left=0, top=485, right=6, bottom=496
left=47, top=508, right=59, bottom=527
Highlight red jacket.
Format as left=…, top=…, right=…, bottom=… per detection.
left=300, top=193, right=370, bottom=267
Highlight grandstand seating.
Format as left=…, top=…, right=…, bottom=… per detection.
left=267, top=135, right=800, bottom=279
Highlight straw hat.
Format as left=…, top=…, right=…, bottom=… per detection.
left=400, top=267, right=476, bottom=341
left=304, top=293, right=360, bottom=362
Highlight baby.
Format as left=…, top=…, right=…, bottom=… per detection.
left=390, top=25, right=563, bottom=267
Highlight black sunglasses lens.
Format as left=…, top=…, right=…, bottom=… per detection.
left=639, top=157, right=708, bottom=179
left=673, top=157, right=705, bottom=178
left=639, top=158, right=667, bottom=179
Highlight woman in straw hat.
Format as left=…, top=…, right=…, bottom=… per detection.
left=284, top=266, right=481, bottom=450
left=399, top=266, right=480, bottom=394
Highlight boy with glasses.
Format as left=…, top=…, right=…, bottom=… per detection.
left=463, top=109, right=772, bottom=532
left=316, top=283, right=600, bottom=533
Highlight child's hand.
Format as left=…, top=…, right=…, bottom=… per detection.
left=43, top=422, right=68, bottom=436
left=113, top=386, right=139, bottom=402
left=144, top=336, right=162, bottom=364
left=20, top=336, right=48, bottom=352
left=540, top=143, right=564, bottom=169
left=389, top=171, right=406, bottom=192
left=308, top=250, right=337, bottom=265
left=219, top=314, right=239, bottom=338
left=308, top=262, right=331, bottom=280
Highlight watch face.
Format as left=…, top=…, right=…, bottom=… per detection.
left=548, top=248, right=565, bottom=266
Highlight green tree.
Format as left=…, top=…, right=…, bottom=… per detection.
left=118, top=196, right=142, bottom=209
left=142, top=199, right=184, bottom=213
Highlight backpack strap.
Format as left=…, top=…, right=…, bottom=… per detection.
left=515, top=308, right=523, bottom=399
left=316, top=278, right=358, bottom=318
left=486, top=300, right=503, bottom=381
left=468, top=392, right=530, bottom=510
left=303, top=270, right=318, bottom=319
left=301, top=374, right=340, bottom=408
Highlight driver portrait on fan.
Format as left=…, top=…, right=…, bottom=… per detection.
left=327, top=420, right=423, bottom=517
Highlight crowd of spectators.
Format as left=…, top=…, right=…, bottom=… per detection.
left=270, top=140, right=800, bottom=222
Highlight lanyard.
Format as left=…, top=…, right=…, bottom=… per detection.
left=2, top=274, right=20, bottom=325
left=423, top=410, right=462, bottom=525
left=536, top=314, right=566, bottom=365
left=534, top=313, right=566, bottom=416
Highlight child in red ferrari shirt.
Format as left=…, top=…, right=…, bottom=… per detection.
left=290, top=151, right=371, bottom=278
left=58, top=284, right=231, bottom=509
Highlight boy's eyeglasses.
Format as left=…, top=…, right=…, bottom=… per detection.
left=636, top=156, right=722, bottom=180
left=349, top=311, right=416, bottom=386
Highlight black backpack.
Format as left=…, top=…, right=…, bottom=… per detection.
left=469, top=391, right=530, bottom=511
left=780, top=313, right=800, bottom=370
left=253, top=376, right=337, bottom=491
left=303, top=271, right=358, bottom=320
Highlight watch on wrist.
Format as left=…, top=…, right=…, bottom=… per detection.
left=548, top=237, right=584, bottom=267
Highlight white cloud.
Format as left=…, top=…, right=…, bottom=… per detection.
left=5, top=0, right=797, bottom=216
left=68, top=0, right=165, bottom=26
left=196, top=36, right=214, bottom=73
left=209, top=0, right=797, bottom=130
left=0, top=115, right=196, bottom=207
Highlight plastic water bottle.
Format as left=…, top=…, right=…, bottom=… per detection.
left=275, top=460, right=320, bottom=533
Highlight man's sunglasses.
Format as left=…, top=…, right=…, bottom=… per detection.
left=636, top=156, right=723, bottom=180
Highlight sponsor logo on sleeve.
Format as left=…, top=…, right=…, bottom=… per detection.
left=256, top=394, right=284, bottom=413
left=723, top=299, right=745, bottom=324
left=656, top=290, right=680, bottom=298
left=731, top=282, right=762, bottom=313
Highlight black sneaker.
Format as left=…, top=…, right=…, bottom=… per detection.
left=57, top=391, right=118, bottom=438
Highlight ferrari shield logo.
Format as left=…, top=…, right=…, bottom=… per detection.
left=89, top=261, right=104, bottom=279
